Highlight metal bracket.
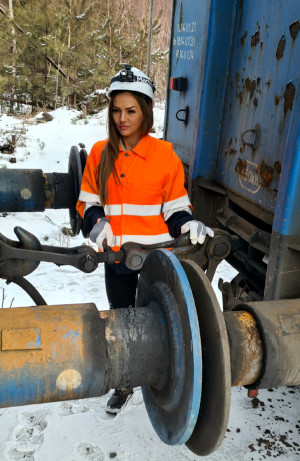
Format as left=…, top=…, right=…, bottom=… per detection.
left=241, top=125, right=261, bottom=150
left=176, top=106, right=189, bottom=125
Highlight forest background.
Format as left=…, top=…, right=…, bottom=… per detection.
left=0, top=0, right=172, bottom=113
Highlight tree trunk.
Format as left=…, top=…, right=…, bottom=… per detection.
left=8, top=0, right=16, bottom=112
left=107, top=2, right=112, bottom=72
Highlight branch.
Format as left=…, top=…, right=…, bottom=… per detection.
left=0, top=3, right=73, bottom=81
left=0, top=95, right=37, bottom=106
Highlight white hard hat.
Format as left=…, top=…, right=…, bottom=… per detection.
left=107, top=64, right=156, bottom=100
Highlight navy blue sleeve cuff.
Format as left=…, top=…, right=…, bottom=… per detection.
left=82, top=206, right=105, bottom=238
left=166, top=211, right=193, bottom=238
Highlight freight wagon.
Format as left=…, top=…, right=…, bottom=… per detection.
left=0, top=0, right=299, bottom=456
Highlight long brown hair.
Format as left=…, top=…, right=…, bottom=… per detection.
left=98, top=91, right=153, bottom=205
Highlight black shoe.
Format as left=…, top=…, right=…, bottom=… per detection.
left=106, top=388, right=133, bottom=414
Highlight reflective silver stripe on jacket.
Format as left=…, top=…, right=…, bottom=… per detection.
left=104, top=204, right=162, bottom=216
left=79, top=190, right=102, bottom=217
left=79, top=190, right=191, bottom=220
left=162, top=194, right=191, bottom=213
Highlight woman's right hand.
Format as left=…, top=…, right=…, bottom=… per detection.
left=181, top=220, right=214, bottom=245
left=90, top=218, right=114, bottom=251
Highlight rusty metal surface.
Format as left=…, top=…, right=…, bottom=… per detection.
left=43, top=172, right=73, bottom=209
left=1, top=248, right=199, bottom=412
left=0, top=303, right=106, bottom=407
left=276, top=35, right=286, bottom=60
left=259, top=161, right=274, bottom=188
left=215, top=1, right=299, bottom=216
left=224, top=311, right=263, bottom=386
left=283, top=82, right=296, bottom=113
left=99, top=306, right=170, bottom=391
left=289, top=20, right=300, bottom=39
left=0, top=302, right=170, bottom=409
left=236, top=299, right=300, bottom=388
left=164, top=0, right=236, bottom=173
left=2, top=327, right=42, bottom=351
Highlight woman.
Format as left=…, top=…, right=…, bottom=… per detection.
left=76, top=65, right=214, bottom=413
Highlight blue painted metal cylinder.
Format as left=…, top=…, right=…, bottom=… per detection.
left=0, top=169, right=45, bottom=212
left=0, top=146, right=86, bottom=235
left=0, top=303, right=170, bottom=408
left=0, top=303, right=106, bottom=407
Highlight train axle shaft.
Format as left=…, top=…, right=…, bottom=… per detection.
left=0, top=250, right=299, bottom=456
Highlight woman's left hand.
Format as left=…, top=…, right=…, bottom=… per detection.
left=181, top=220, right=214, bottom=245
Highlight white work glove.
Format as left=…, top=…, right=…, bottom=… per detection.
left=90, top=218, right=114, bottom=251
left=181, top=220, right=214, bottom=245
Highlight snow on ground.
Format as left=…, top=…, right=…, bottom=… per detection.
left=0, top=106, right=299, bottom=461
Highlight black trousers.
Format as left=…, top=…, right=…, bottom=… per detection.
left=104, top=263, right=139, bottom=309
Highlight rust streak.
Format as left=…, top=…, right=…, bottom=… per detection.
left=259, top=161, right=274, bottom=188
left=238, top=311, right=256, bottom=329
left=274, top=161, right=282, bottom=175
left=276, top=35, right=286, bottom=60
left=241, top=30, right=248, bottom=45
left=235, top=159, right=247, bottom=177
left=274, top=95, right=280, bottom=105
left=251, top=30, right=260, bottom=47
left=231, top=311, right=263, bottom=386
left=238, top=90, right=243, bottom=104
left=289, top=21, right=300, bottom=40
left=245, top=78, right=256, bottom=98
left=283, top=82, right=296, bottom=113
left=43, top=173, right=54, bottom=208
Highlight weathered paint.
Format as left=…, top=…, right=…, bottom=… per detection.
left=165, top=0, right=299, bottom=223
left=289, top=20, right=300, bottom=39
left=0, top=303, right=106, bottom=407
left=215, top=0, right=299, bottom=215
left=276, top=35, right=286, bottom=59
left=0, top=276, right=183, bottom=415
left=56, top=369, right=83, bottom=391
left=0, top=169, right=45, bottom=212
left=164, top=0, right=237, bottom=173
left=1, top=328, right=42, bottom=351
left=165, top=0, right=300, bottom=301
left=224, top=311, right=263, bottom=386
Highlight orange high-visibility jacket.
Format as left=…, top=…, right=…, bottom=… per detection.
left=76, top=134, right=192, bottom=251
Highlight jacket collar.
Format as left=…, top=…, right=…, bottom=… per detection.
left=119, top=134, right=152, bottom=159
